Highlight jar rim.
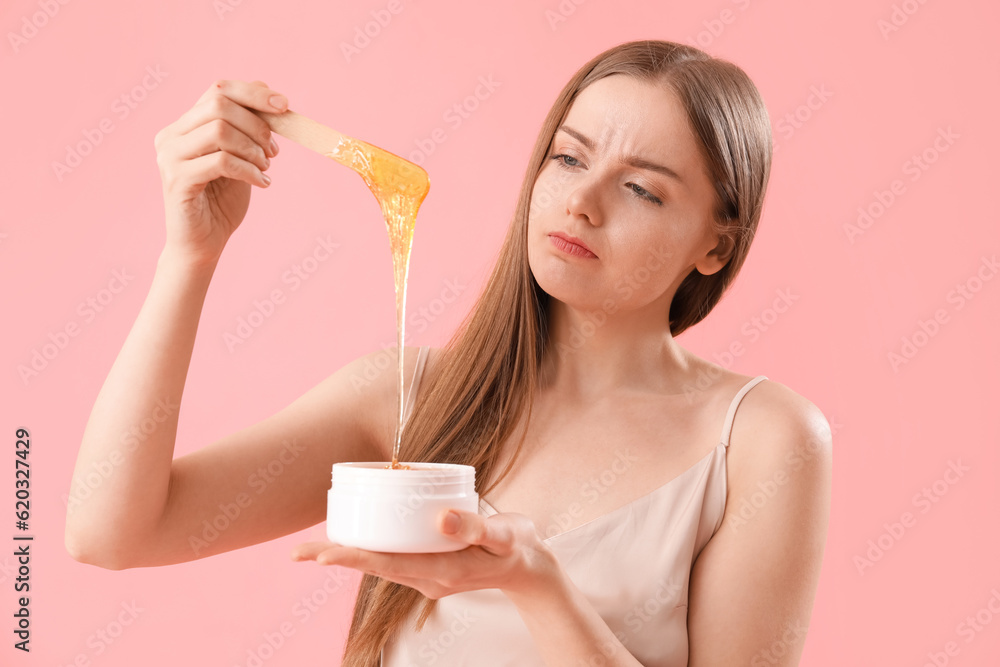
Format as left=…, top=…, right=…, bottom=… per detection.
left=330, top=462, right=476, bottom=486
left=331, top=462, right=475, bottom=472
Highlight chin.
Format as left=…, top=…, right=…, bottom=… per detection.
left=530, top=259, right=605, bottom=312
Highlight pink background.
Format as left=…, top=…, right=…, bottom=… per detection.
left=2, top=0, right=998, bottom=664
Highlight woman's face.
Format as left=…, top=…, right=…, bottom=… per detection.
left=527, top=74, right=729, bottom=316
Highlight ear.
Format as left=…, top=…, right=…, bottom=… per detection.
left=694, top=232, right=734, bottom=276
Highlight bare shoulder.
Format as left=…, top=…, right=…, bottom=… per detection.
left=730, top=378, right=833, bottom=463
left=724, top=377, right=833, bottom=523
left=685, top=378, right=832, bottom=665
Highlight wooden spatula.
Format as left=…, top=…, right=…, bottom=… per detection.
left=251, top=109, right=347, bottom=157
left=251, top=108, right=429, bottom=193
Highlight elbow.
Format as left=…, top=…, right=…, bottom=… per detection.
left=64, top=524, right=134, bottom=571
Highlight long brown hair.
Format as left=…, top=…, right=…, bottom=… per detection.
left=341, top=39, right=772, bottom=665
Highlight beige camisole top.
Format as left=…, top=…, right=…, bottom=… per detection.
left=380, top=345, right=768, bottom=666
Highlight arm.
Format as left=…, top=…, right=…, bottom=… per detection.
left=65, top=79, right=411, bottom=571
left=64, top=248, right=218, bottom=567
left=65, top=78, right=284, bottom=567
left=66, top=319, right=412, bottom=570
left=686, top=381, right=833, bottom=666
left=64, top=227, right=415, bottom=570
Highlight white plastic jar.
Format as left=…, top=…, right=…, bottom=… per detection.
left=326, top=462, right=478, bottom=553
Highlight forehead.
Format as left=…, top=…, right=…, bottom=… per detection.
left=561, top=74, right=701, bottom=162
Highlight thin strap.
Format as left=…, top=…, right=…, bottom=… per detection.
left=402, top=345, right=430, bottom=425
left=719, top=375, right=768, bottom=448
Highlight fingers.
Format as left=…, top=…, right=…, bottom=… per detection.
left=158, top=79, right=282, bottom=161
left=156, top=79, right=285, bottom=192
left=196, top=78, right=288, bottom=115
left=290, top=541, right=340, bottom=561
left=292, top=542, right=456, bottom=579
left=164, top=144, right=268, bottom=192
left=439, top=510, right=515, bottom=556
left=174, top=118, right=270, bottom=174
left=175, top=90, right=279, bottom=159
left=291, top=543, right=418, bottom=577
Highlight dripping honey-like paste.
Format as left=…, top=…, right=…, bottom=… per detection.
left=326, top=137, right=430, bottom=470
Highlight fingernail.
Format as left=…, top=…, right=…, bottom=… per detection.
left=442, top=511, right=461, bottom=534
left=269, top=136, right=279, bottom=156
left=269, top=94, right=287, bottom=111
left=261, top=173, right=271, bottom=186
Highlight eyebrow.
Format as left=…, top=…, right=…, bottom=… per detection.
left=556, top=125, right=686, bottom=185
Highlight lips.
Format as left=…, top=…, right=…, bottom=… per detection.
left=548, top=232, right=597, bottom=259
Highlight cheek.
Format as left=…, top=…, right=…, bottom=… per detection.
left=528, top=166, right=569, bottom=219
left=606, top=227, right=682, bottom=295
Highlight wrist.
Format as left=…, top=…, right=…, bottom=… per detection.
left=158, top=245, right=221, bottom=277
left=504, top=544, right=571, bottom=614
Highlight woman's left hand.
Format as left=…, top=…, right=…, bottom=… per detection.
left=290, top=510, right=558, bottom=601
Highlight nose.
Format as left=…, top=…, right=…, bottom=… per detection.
left=564, top=173, right=604, bottom=227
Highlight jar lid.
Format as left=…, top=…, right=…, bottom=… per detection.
left=330, top=462, right=476, bottom=487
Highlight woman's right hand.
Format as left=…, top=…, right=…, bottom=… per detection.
left=154, top=79, right=288, bottom=266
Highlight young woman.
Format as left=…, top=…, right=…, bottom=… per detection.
left=66, top=40, right=832, bottom=667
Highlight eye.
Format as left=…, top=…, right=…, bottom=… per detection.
left=549, top=152, right=664, bottom=206
left=551, top=154, right=582, bottom=168
left=627, top=182, right=663, bottom=206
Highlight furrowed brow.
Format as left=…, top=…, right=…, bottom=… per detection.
left=557, top=125, right=685, bottom=185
